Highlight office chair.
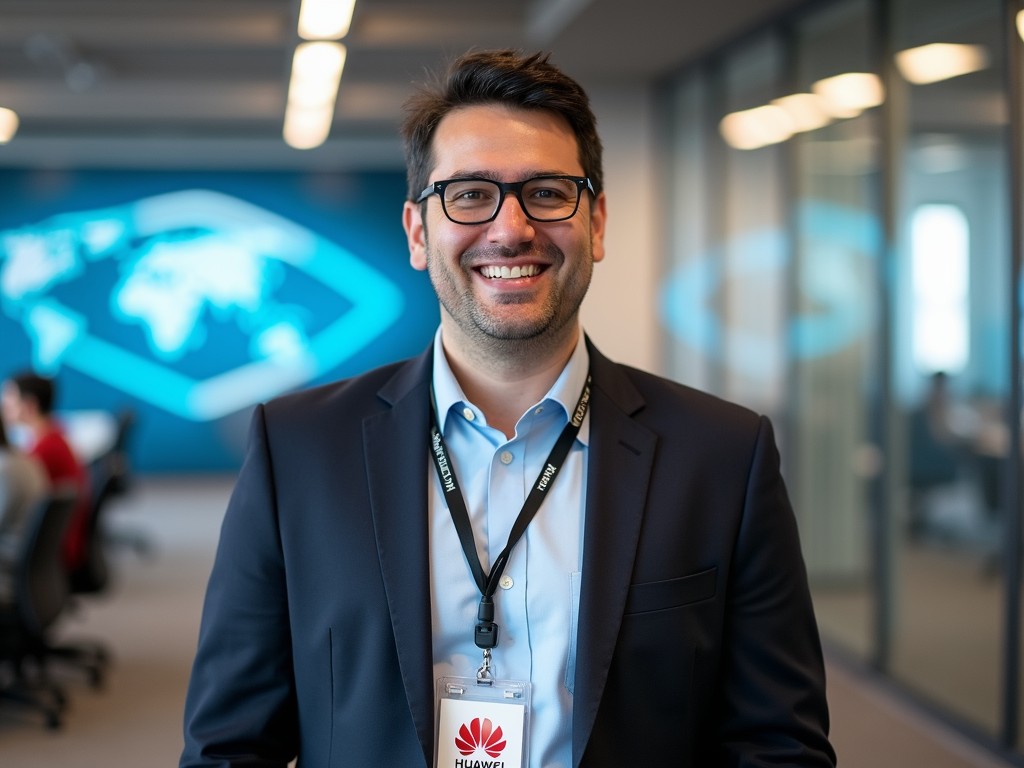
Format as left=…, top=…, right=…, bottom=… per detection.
left=44, top=451, right=121, bottom=689
left=42, top=409, right=142, bottom=689
left=0, top=490, right=77, bottom=729
left=70, top=450, right=121, bottom=594
left=96, top=409, right=150, bottom=558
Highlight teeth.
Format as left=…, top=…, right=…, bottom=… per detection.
left=480, top=264, right=541, bottom=279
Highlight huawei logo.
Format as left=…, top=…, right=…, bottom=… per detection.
left=455, top=717, right=506, bottom=758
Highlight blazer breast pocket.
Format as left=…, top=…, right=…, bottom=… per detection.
left=623, top=566, right=717, bottom=615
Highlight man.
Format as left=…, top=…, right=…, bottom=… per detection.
left=1, top=372, right=90, bottom=572
left=181, top=50, right=835, bottom=767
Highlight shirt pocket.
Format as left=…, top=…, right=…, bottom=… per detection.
left=565, top=570, right=582, bottom=695
left=623, top=566, right=718, bottom=615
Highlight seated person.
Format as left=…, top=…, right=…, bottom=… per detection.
left=1, top=372, right=90, bottom=572
left=0, top=408, right=48, bottom=563
left=906, top=372, right=962, bottom=538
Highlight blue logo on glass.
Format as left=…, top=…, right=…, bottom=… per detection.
left=0, top=189, right=404, bottom=421
left=660, top=200, right=881, bottom=373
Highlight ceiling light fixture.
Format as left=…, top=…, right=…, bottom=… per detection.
left=298, top=0, right=356, bottom=40
left=719, top=104, right=794, bottom=150
left=894, top=43, right=989, bottom=85
left=811, top=72, right=884, bottom=118
left=284, top=41, right=347, bottom=150
left=0, top=107, right=19, bottom=143
left=284, top=2, right=355, bottom=149
left=770, top=93, right=833, bottom=133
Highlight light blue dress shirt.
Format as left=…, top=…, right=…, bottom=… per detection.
left=428, top=328, right=590, bottom=768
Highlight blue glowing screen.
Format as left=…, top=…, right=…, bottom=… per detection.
left=0, top=170, right=438, bottom=472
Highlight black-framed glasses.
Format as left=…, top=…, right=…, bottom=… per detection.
left=415, top=175, right=595, bottom=225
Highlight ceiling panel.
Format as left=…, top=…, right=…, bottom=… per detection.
left=0, top=0, right=807, bottom=168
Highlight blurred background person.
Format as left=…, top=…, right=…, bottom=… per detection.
left=0, top=406, right=47, bottom=561
left=1, top=372, right=90, bottom=573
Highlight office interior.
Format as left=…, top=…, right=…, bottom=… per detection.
left=0, top=0, right=1022, bottom=765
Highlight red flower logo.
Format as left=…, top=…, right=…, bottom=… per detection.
left=455, top=716, right=506, bottom=758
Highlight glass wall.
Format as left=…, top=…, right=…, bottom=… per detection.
left=720, top=36, right=788, bottom=416
left=790, top=0, right=881, bottom=661
left=662, top=36, right=788, bottom=418
left=661, top=0, right=1019, bottom=755
left=663, top=73, right=714, bottom=392
left=888, top=0, right=1009, bottom=736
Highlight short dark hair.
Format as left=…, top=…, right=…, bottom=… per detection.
left=400, top=49, right=603, bottom=202
left=9, top=372, right=55, bottom=415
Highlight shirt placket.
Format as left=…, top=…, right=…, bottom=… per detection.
left=486, top=430, right=530, bottom=677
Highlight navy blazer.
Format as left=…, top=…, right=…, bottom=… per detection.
left=181, top=340, right=835, bottom=767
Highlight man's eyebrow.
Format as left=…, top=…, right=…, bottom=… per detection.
left=444, top=169, right=570, bottom=181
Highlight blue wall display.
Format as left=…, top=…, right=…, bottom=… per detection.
left=0, top=169, right=438, bottom=472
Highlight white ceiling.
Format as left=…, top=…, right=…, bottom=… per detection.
left=0, top=0, right=806, bottom=169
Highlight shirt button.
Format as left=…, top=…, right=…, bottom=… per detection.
left=499, top=575, right=514, bottom=590
left=462, top=407, right=475, bottom=421
left=534, top=406, right=544, bottom=415
left=499, top=450, right=513, bottom=465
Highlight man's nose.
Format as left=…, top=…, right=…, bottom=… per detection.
left=487, top=191, right=535, bottom=244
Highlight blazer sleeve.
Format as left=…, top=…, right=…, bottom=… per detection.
left=180, top=405, right=298, bottom=768
left=717, top=415, right=836, bottom=766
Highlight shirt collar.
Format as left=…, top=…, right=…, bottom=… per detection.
left=430, top=328, right=591, bottom=444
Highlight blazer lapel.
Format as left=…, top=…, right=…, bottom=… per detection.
left=363, top=349, right=436, bottom=765
left=572, top=342, right=657, bottom=766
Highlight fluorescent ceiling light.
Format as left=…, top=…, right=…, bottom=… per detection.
left=298, top=0, right=356, bottom=40
left=284, top=41, right=347, bottom=149
left=284, top=103, right=336, bottom=150
left=0, top=107, right=18, bottom=143
left=812, top=72, right=884, bottom=118
left=290, top=41, right=347, bottom=99
left=894, top=43, right=988, bottom=85
left=771, top=93, right=833, bottom=133
left=719, top=104, right=794, bottom=150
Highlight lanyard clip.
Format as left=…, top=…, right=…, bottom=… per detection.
left=474, top=621, right=498, bottom=648
left=476, top=648, right=493, bottom=683
left=475, top=595, right=498, bottom=649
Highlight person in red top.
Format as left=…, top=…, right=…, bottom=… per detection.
left=1, top=371, right=91, bottom=572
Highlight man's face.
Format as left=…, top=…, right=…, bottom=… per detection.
left=0, top=381, right=26, bottom=426
left=403, top=104, right=605, bottom=348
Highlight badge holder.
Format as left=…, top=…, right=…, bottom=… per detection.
left=435, top=673, right=531, bottom=768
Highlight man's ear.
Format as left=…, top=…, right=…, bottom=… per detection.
left=403, top=201, right=428, bottom=271
left=590, top=191, right=607, bottom=264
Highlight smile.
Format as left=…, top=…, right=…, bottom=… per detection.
left=479, top=264, right=543, bottom=279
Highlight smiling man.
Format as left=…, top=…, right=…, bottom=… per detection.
left=181, top=50, right=836, bottom=768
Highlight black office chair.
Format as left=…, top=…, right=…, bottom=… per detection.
left=43, top=453, right=120, bottom=689
left=40, top=410, right=141, bottom=689
left=94, top=409, right=150, bottom=558
left=0, top=490, right=77, bottom=729
left=102, top=409, right=135, bottom=497
left=70, top=451, right=121, bottom=595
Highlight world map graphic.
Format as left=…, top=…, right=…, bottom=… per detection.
left=0, top=189, right=404, bottom=421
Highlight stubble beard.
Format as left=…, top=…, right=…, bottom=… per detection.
left=425, top=240, right=593, bottom=363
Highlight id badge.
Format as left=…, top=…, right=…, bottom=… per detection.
left=435, top=676, right=531, bottom=768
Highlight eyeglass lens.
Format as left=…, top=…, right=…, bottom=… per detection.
left=442, top=178, right=582, bottom=223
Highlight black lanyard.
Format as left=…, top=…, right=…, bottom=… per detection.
left=428, top=374, right=591, bottom=652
